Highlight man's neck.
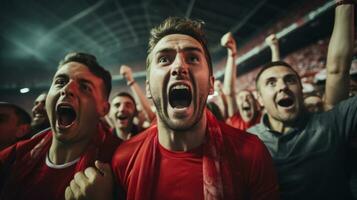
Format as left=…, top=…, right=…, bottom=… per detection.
left=157, top=115, right=207, bottom=152
left=115, top=126, right=132, bottom=141
left=48, top=134, right=92, bottom=165
left=267, top=115, right=295, bottom=134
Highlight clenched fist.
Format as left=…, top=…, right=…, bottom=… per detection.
left=265, top=34, right=278, bottom=47
left=65, top=161, right=114, bottom=200
left=120, top=65, right=134, bottom=83
left=221, top=32, right=237, bottom=56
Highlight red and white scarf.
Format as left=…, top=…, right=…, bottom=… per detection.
left=125, top=110, right=234, bottom=200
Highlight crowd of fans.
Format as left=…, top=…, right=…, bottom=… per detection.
left=0, top=1, right=356, bottom=200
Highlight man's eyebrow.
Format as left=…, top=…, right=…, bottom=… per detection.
left=265, top=77, right=276, bottom=82
left=78, top=78, right=95, bottom=87
left=155, top=47, right=203, bottom=55
left=285, top=74, right=298, bottom=79
left=181, top=47, right=203, bottom=53
left=54, top=73, right=68, bottom=79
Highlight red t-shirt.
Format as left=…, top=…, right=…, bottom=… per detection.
left=152, top=142, right=203, bottom=200
left=0, top=126, right=121, bottom=200
left=13, top=155, right=77, bottom=199
left=112, top=121, right=279, bottom=200
left=226, top=111, right=261, bottom=130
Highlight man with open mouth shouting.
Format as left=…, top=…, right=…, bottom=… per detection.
left=248, top=3, right=357, bottom=199
left=0, top=52, right=121, bottom=200
left=220, top=32, right=261, bottom=131
left=108, top=92, right=140, bottom=141
left=105, top=17, right=278, bottom=200
left=62, top=17, right=279, bottom=200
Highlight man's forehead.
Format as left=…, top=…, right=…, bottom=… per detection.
left=260, top=65, right=298, bottom=80
left=55, top=62, right=95, bottom=78
left=36, top=94, right=47, bottom=101
left=152, top=34, right=204, bottom=54
left=112, top=96, right=135, bottom=105
left=238, top=90, right=251, bottom=97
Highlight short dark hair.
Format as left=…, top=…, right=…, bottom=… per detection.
left=0, top=102, right=31, bottom=125
left=112, top=92, right=137, bottom=113
left=59, top=52, right=112, bottom=99
left=255, top=61, right=301, bottom=91
left=146, top=17, right=212, bottom=76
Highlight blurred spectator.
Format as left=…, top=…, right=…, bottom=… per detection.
left=29, top=92, right=50, bottom=136
left=108, top=92, right=140, bottom=141
left=0, top=102, right=31, bottom=150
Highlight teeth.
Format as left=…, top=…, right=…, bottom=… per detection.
left=60, top=105, right=71, bottom=108
left=57, top=105, right=72, bottom=111
left=173, top=85, right=189, bottom=90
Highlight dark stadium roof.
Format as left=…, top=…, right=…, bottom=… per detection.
left=0, top=0, right=333, bottom=94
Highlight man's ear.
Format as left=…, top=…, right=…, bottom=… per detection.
left=257, top=91, right=264, bottom=107
left=209, top=76, right=215, bottom=95
left=99, top=101, right=110, bottom=117
left=146, top=80, right=152, bottom=99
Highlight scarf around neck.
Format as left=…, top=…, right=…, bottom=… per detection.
left=126, top=110, right=233, bottom=200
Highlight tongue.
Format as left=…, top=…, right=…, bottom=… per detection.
left=58, top=108, right=76, bottom=126
left=279, top=99, right=293, bottom=107
left=60, top=114, right=74, bottom=126
left=169, top=88, right=192, bottom=108
left=173, top=100, right=189, bottom=108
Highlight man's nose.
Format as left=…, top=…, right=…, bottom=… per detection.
left=60, top=80, right=76, bottom=97
left=276, top=79, right=288, bottom=92
left=171, top=54, right=188, bottom=77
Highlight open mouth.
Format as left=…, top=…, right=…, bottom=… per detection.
left=117, top=114, right=128, bottom=120
left=242, top=106, right=251, bottom=111
left=241, top=102, right=251, bottom=111
left=169, top=84, right=192, bottom=109
left=277, top=98, right=294, bottom=108
left=57, top=104, right=77, bottom=127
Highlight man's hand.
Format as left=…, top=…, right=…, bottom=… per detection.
left=221, top=32, right=237, bottom=56
left=65, top=161, right=114, bottom=200
left=265, top=34, right=278, bottom=47
left=120, top=65, right=134, bottom=83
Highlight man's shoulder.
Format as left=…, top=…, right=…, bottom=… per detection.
left=112, top=126, right=155, bottom=166
left=219, top=121, right=263, bottom=148
left=218, top=121, right=271, bottom=161
left=247, top=122, right=266, bottom=135
left=4, top=129, right=50, bottom=156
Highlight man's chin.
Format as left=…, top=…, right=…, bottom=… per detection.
left=279, top=114, right=299, bottom=124
left=31, top=118, right=44, bottom=126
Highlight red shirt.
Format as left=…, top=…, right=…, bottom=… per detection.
left=112, top=120, right=279, bottom=200
left=226, top=111, right=261, bottom=130
left=12, top=156, right=77, bottom=199
left=0, top=126, right=121, bottom=200
left=153, top=143, right=203, bottom=200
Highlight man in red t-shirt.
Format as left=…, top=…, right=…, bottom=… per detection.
left=68, top=17, right=280, bottom=200
left=0, top=52, right=120, bottom=200
left=220, top=32, right=261, bottom=130
left=226, top=90, right=261, bottom=130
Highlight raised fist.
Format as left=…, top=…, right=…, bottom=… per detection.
left=265, top=34, right=278, bottom=46
left=221, top=32, right=237, bottom=56
left=120, top=65, right=134, bottom=82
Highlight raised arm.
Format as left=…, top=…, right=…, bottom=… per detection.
left=221, top=32, right=238, bottom=117
left=265, top=34, right=280, bottom=62
left=120, top=65, right=156, bottom=122
left=324, top=3, right=355, bottom=111
left=214, top=80, right=229, bottom=119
